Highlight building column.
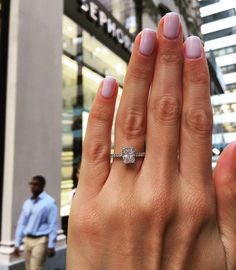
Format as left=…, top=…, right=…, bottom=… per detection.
left=0, top=0, right=65, bottom=268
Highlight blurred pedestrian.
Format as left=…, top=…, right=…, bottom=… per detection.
left=13, top=175, right=58, bottom=270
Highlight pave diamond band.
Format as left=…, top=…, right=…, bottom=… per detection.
left=111, top=147, right=145, bottom=164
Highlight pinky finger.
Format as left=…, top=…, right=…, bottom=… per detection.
left=79, top=76, right=118, bottom=195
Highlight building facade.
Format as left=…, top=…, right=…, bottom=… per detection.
left=0, top=0, right=66, bottom=269
left=198, top=0, right=236, bottom=160
left=0, top=0, right=223, bottom=269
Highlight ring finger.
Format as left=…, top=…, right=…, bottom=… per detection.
left=112, top=29, right=157, bottom=172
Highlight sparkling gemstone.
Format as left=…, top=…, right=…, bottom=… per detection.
left=122, top=147, right=136, bottom=164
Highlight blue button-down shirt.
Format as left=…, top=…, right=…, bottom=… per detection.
left=15, top=191, right=58, bottom=248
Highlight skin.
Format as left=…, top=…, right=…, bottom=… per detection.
left=67, top=17, right=236, bottom=270
left=13, top=178, right=55, bottom=258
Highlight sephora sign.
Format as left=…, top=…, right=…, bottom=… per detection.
left=78, top=0, right=133, bottom=53
left=65, top=0, right=134, bottom=62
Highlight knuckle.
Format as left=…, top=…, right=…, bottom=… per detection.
left=159, top=49, right=181, bottom=65
left=137, top=188, right=171, bottom=224
left=103, top=195, right=135, bottom=228
left=186, top=65, right=209, bottom=85
left=84, top=139, right=109, bottom=163
left=116, top=109, right=145, bottom=139
left=127, top=63, right=152, bottom=81
left=181, top=193, right=214, bottom=226
left=72, top=206, right=100, bottom=240
left=89, top=106, right=111, bottom=124
left=149, top=96, right=180, bottom=124
left=185, top=108, right=213, bottom=136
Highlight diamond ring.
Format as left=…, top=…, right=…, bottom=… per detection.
left=110, top=147, right=145, bottom=164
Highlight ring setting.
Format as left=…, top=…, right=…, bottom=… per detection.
left=111, top=147, right=145, bottom=164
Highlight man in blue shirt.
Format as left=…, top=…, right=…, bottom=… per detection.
left=14, top=175, right=58, bottom=270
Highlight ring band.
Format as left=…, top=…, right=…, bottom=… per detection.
left=110, top=147, right=145, bottom=164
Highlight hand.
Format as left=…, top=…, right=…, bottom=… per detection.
left=67, top=13, right=236, bottom=269
left=13, top=247, right=20, bottom=257
left=47, top=248, right=55, bottom=258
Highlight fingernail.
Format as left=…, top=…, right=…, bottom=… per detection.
left=101, top=76, right=116, bottom=98
left=185, top=36, right=202, bottom=59
left=139, top=29, right=156, bottom=56
left=163, top=12, right=180, bottom=39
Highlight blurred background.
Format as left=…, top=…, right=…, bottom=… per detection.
left=0, top=0, right=235, bottom=269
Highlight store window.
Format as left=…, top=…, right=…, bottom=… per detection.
left=61, top=15, right=127, bottom=218
left=98, top=0, right=137, bottom=33
left=61, top=16, right=83, bottom=217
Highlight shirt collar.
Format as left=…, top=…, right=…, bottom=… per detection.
left=38, top=191, right=46, bottom=199
left=31, top=191, right=46, bottom=201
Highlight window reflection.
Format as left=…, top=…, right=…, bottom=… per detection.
left=61, top=15, right=127, bottom=217
left=213, top=102, right=236, bottom=115
left=98, top=0, right=137, bottom=33
left=213, top=122, right=236, bottom=133
left=61, top=16, right=83, bottom=217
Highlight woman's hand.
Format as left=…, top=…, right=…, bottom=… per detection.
left=67, top=13, right=236, bottom=270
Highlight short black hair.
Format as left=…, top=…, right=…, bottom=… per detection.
left=32, top=175, right=46, bottom=187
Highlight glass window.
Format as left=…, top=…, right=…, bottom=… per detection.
left=61, top=16, right=128, bottom=217
left=98, top=0, right=137, bottom=33
left=81, top=31, right=126, bottom=145
left=199, top=0, right=220, bottom=8
left=202, top=9, right=236, bottom=24
left=213, top=102, right=236, bottom=115
left=221, top=64, right=236, bottom=74
left=213, top=122, right=236, bottom=133
left=61, top=16, right=83, bottom=217
left=203, top=26, right=236, bottom=41
left=82, top=66, right=123, bottom=148
left=213, top=45, right=236, bottom=57
left=226, top=83, right=236, bottom=92
left=82, top=30, right=127, bottom=87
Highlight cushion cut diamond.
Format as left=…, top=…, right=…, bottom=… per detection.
left=122, top=147, right=136, bottom=164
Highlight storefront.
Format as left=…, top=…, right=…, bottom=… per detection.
left=61, top=0, right=136, bottom=226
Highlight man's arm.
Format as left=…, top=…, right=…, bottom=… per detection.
left=47, top=201, right=58, bottom=257
left=14, top=206, right=27, bottom=256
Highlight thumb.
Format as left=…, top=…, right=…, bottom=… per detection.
left=213, top=142, right=236, bottom=269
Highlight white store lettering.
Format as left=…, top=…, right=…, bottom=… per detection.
left=90, top=2, right=98, bottom=21
left=78, top=0, right=133, bottom=53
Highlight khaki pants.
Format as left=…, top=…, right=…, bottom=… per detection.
left=24, top=236, right=48, bottom=270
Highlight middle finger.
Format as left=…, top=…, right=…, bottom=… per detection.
left=146, top=13, right=183, bottom=173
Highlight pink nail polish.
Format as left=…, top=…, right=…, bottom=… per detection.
left=139, top=29, right=156, bottom=56
left=163, top=12, right=180, bottom=39
left=101, top=76, right=116, bottom=98
left=185, top=36, right=202, bottom=59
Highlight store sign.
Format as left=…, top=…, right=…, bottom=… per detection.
left=78, top=0, right=133, bottom=53
left=65, top=0, right=134, bottom=62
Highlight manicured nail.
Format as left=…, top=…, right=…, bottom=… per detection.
left=139, top=29, right=156, bottom=56
left=101, top=76, right=116, bottom=98
left=185, top=36, right=202, bottom=59
left=163, top=12, right=180, bottom=39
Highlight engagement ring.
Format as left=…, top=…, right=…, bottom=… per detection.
left=110, top=147, right=145, bottom=164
